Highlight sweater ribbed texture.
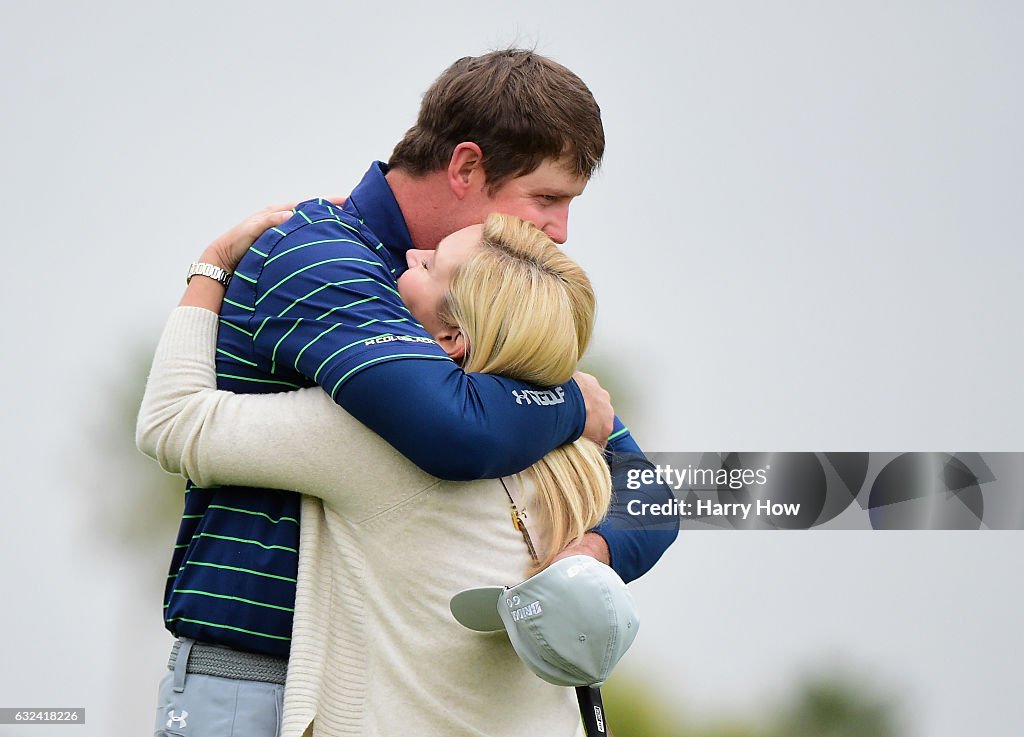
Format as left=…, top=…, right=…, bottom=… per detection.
left=138, top=307, right=583, bottom=737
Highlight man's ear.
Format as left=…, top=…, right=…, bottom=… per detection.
left=436, top=327, right=467, bottom=363
left=447, top=142, right=485, bottom=200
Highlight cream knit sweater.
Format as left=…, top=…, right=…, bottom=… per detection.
left=138, top=307, right=582, bottom=737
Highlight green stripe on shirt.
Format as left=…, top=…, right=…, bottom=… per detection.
left=184, top=560, right=297, bottom=582
left=256, top=258, right=389, bottom=306
left=164, top=616, right=291, bottom=641
left=171, top=589, right=295, bottom=612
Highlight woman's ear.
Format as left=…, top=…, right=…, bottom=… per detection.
left=436, top=327, right=467, bottom=363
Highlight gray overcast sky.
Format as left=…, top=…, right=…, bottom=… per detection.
left=1, top=2, right=1021, bottom=735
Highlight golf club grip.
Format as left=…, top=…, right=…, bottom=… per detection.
left=576, top=686, right=607, bottom=735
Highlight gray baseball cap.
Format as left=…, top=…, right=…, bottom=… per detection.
left=449, top=555, right=639, bottom=687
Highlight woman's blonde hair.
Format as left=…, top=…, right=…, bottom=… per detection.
left=438, top=213, right=611, bottom=572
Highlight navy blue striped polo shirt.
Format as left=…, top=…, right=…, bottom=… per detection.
left=163, top=163, right=594, bottom=656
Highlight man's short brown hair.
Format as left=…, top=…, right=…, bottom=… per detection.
left=388, top=49, right=604, bottom=192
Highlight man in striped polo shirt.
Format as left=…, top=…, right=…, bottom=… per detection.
left=152, top=50, right=678, bottom=736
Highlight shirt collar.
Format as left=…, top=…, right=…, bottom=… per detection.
left=344, top=161, right=415, bottom=273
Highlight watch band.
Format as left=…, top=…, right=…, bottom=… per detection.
left=186, top=262, right=233, bottom=288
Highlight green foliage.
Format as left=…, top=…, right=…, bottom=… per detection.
left=601, top=668, right=902, bottom=737
left=768, top=674, right=901, bottom=737
left=80, top=339, right=184, bottom=577
left=600, top=673, right=687, bottom=736
left=577, top=353, right=639, bottom=425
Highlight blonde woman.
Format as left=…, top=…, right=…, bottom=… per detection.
left=140, top=212, right=621, bottom=736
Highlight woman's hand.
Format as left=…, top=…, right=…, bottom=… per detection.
left=199, top=203, right=298, bottom=272
left=180, top=198, right=345, bottom=311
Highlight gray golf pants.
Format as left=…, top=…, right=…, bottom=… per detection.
left=153, top=638, right=284, bottom=737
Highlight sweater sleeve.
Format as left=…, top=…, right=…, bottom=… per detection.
left=136, top=306, right=397, bottom=505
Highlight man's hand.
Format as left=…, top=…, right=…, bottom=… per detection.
left=574, top=371, right=613, bottom=446
left=550, top=532, right=611, bottom=566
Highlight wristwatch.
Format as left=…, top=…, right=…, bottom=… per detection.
left=186, top=262, right=233, bottom=288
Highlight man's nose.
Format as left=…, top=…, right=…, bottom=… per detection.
left=544, top=208, right=569, bottom=245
